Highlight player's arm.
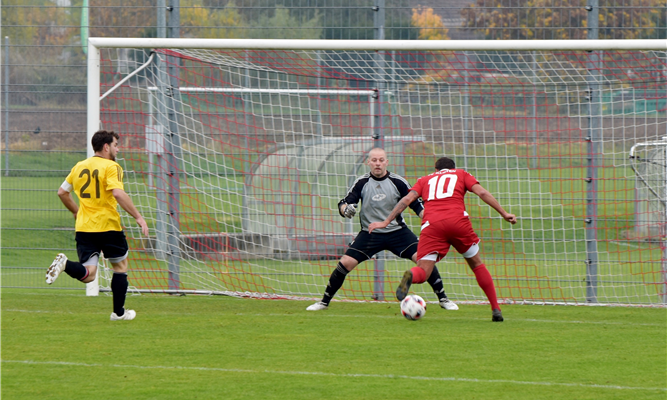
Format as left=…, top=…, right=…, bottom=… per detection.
left=112, top=189, right=149, bottom=236
left=394, top=176, right=424, bottom=218
left=368, top=190, right=420, bottom=233
left=408, top=195, right=424, bottom=219
left=57, top=182, right=78, bottom=219
left=337, top=179, right=363, bottom=218
left=470, top=183, right=516, bottom=224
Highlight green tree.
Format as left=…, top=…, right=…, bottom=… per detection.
left=230, top=0, right=417, bottom=40
left=181, top=0, right=247, bottom=38
left=246, top=6, right=322, bottom=39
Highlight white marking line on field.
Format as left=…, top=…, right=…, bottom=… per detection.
left=3, top=309, right=74, bottom=314
left=3, top=309, right=663, bottom=327
left=244, top=313, right=666, bottom=327
left=2, top=359, right=665, bottom=392
left=610, top=240, right=642, bottom=249
left=519, top=318, right=664, bottom=327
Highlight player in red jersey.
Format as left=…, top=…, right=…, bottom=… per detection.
left=369, top=157, right=516, bottom=321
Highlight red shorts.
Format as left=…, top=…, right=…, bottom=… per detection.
left=416, top=217, right=480, bottom=261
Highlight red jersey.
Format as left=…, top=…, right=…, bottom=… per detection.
left=411, top=169, right=479, bottom=223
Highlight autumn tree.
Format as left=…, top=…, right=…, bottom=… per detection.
left=88, top=0, right=155, bottom=38
left=2, top=0, right=78, bottom=46
left=412, top=6, right=450, bottom=40
left=462, top=0, right=666, bottom=40
left=181, top=0, right=247, bottom=39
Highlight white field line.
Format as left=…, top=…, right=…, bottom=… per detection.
left=4, top=309, right=74, bottom=314
left=3, top=309, right=664, bottom=327
left=2, top=360, right=665, bottom=392
left=251, top=313, right=667, bottom=327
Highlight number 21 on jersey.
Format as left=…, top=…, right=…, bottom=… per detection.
left=426, top=174, right=458, bottom=200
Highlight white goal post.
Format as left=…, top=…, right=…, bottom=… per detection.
left=86, top=38, right=667, bottom=306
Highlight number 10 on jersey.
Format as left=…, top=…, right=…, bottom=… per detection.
left=426, top=174, right=458, bottom=201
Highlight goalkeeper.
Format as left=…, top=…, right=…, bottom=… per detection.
left=306, top=148, right=458, bottom=311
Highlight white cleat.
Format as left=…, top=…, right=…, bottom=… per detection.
left=439, top=298, right=459, bottom=310
left=306, top=301, right=328, bottom=311
left=46, top=253, right=67, bottom=284
left=110, top=309, right=136, bottom=321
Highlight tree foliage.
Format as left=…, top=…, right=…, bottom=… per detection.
left=88, top=0, right=155, bottom=38
left=462, top=0, right=666, bottom=40
left=411, top=6, right=450, bottom=40
left=246, top=6, right=323, bottom=39
left=2, top=0, right=78, bottom=46
left=181, top=0, right=247, bottom=38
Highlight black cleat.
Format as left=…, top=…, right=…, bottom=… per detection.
left=395, top=270, right=413, bottom=301
left=492, top=309, right=504, bottom=322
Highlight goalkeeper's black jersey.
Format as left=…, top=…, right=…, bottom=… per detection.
left=338, top=171, right=423, bottom=233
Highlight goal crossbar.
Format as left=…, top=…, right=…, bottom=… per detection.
left=88, top=38, right=666, bottom=51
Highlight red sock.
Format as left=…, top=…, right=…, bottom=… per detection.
left=472, top=264, right=500, bottom=310
left=411, top=267, right=427, bottom=284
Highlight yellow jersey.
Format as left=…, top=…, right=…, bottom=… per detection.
left=63, top=156, right=125, bottom=232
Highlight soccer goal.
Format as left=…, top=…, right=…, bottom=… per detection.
left=87, top=38, right=667, bottom=306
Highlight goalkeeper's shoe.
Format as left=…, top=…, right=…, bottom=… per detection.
left=492, top=309, right=504, bottom=322
left=306, top=302, right=328, bottom=311
left=110, top=310, right=136, bottom=321
left=395, top=270, right=413, bottom=301
left=439, top=298, right=459, bottom=310
left=46, top=253, right=67, bottom=285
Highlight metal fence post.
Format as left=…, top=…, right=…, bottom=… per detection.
left=585, top=0, right=600, bottom=303
left=372, top=0, right=386, bottom=301
left=4, top=36, right=9, bottom=176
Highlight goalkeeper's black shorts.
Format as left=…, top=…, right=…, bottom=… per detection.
left=344, top=228, right=418, bottom=263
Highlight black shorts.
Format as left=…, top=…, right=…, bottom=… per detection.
left=75, top=231, right=129, bottom=264
left=344, top=228, right=419, bottom=263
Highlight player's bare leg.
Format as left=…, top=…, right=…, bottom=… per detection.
left=47, top=254, right=97, bottom=285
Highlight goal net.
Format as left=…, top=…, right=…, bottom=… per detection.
left=88, top=38, right=667, bottom=306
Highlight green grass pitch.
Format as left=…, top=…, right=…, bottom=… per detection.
left=2, top=289, right=665, bottom=400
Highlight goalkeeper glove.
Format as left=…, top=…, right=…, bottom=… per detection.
left=343, top=203, right=357, bottom=218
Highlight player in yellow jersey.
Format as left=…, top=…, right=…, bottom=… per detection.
left=46, top=130, right=149, bottom=321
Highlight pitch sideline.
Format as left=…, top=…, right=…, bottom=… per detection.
left=3, top=359, right=665, bottom=392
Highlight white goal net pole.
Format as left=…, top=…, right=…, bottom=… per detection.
left=85, top=40, right=101, bottom=296
left=630, top=139, right=667, bottom=304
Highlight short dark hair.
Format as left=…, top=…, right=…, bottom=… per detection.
left=435, top=157, right=456, bottom=170
left=91, top=130, right=119, bottom=152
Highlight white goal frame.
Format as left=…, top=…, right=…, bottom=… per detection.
left=86, top=38, right=667, bottom=301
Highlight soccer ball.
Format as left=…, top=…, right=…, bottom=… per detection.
left=400, top=294, right=426, bottom=320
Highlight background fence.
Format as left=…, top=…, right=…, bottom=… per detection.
left=1, top=1, right=666, bottom=297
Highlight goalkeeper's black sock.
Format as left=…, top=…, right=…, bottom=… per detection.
left=64, top=260, right=89, bottom=281
left=427, top=266, right=447, bottom=301
left=111, top=272, right=129, bottom=316
left=322, top=262, right=349, bottom=305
